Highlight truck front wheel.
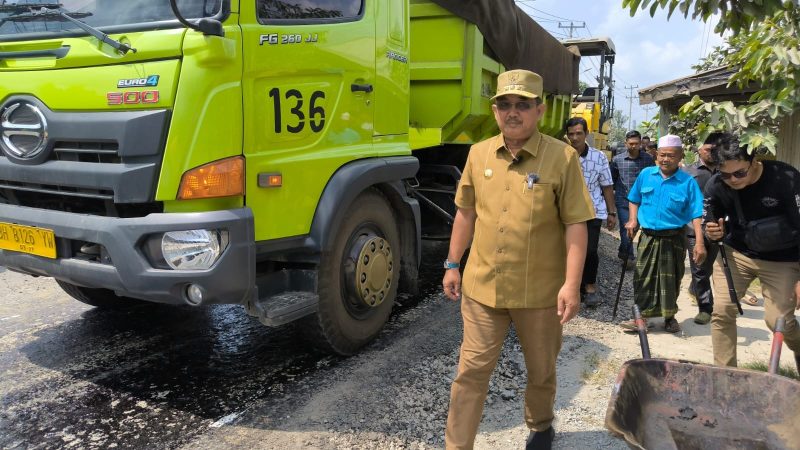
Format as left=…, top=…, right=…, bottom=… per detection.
left=56, top=280, right=146, bottom=308
left=304, top=189, right=400, bottom=355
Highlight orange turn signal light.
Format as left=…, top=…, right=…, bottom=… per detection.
left=257, top=172, right=283, bottom=188
left=178, top=156, right=244, bottom=200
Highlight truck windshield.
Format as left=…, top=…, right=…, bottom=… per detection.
left=257, top=0, right=362, bottom=20
left=0, top=0, right=222, bottom=40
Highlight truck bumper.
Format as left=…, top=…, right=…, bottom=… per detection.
left=0, top=205, right=255, bottom=306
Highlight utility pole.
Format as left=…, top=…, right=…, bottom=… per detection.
left=558, top=21, right=586, bottom=38
left=642, top=104, right=654, bottom=123
left=624, top=84, right=639, bottom=130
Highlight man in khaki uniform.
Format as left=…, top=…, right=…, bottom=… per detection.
left=442, top=69, right=594, bottom=450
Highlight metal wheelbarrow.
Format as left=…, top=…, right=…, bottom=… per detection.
left=605, top=306, right=800, bottom=450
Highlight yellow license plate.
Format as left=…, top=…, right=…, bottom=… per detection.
left=0, top=222, right=56, bottom=259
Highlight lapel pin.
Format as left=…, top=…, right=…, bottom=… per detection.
left=484, top=169, right=493, bottom=178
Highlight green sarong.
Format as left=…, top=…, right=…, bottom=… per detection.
left=633, top=232, right=686, bottom=318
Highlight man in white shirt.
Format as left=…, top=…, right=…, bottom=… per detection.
left=565, top=117, right=617, bottom=306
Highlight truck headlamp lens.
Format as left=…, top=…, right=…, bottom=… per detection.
left=161, top=229, right=227, bottom=270
left=178, top=156, right=244, bottom=200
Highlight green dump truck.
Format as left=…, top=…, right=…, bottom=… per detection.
left=0, top=0, right=578, bottom=354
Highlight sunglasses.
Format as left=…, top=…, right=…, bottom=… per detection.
left=495, top=101, right=535, bottom=111
left=719, top=163, right=752, bottom=180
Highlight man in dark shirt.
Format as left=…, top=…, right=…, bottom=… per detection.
left=610, top=130, right=655, bottom=263
left=704, top=135, right=800, bottom=371
left=640, top=136, right=651, bottom=152
left=645, top=142, right=658, bottom=160
left=682, top=132, right=723, bottom=325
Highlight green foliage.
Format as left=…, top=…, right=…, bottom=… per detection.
left=621, top=0, right=792, bottom=35
left=638, top=116, right=659, bottom=139
left=741, top=360, right=800, bottom=380
left=628, top=4, right=800, bottom=154
left=608, top=109, right=630, bottom=145
left=692, top=39, right=741, bottom=73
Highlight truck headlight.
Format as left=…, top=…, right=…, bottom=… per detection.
left=161, top=229, right=227, bottom=270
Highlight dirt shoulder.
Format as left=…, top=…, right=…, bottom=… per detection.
left=183, top=232, right=793, bottom=449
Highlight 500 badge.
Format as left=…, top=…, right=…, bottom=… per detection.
left=107, top=90, right=160, bottom=105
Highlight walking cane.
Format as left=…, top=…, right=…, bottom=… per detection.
left=612, top=239, right=634, bottom=321
left=717, top=242, right=744, bottom=316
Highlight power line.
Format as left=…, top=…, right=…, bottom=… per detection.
left=642, top=104, right=655, bottom=123
left=530, top=6, right=575, bottom=22
left=531, top=16, right=561, bottom=23
left=514, top=1, right=578, bottom=22
left=558, top=21, right=585, bottom=38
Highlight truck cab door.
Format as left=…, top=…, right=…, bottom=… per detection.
left=240, top=0, right=376, bottom=241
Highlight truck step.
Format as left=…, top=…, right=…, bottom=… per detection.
left=246, top=291, right=318, bottom=327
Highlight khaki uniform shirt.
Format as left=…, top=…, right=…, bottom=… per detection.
left=455, top=131, right=595, bottom=309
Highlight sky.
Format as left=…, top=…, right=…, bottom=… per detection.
left=514, top=0, right=726, bottom=130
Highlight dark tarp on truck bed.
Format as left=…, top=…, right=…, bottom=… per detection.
left=430, top=0, right=580, bottom=95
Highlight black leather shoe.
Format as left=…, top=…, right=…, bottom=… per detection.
left=584, top=291, right=601, bottom=307
left=526, top=426, right=555, bottom=450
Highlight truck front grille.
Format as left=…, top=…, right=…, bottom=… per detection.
left=0, top=97, right=169, bottom=218
left=0, top=187, right=162, bottom=217
left=53, top=141, right=121, bottom=164
left=0, top=180, right=113, bottom=200
left=0, top=141, right=122, bottom=164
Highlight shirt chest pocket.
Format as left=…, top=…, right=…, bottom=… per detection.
left=669, top=192, right=687, bottom=208
left=511, top=182, right=556, bottom=224
left=640, top=186, right=655, bottom=205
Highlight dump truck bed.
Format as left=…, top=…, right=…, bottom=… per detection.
left=408, top=0, right=579, bottom=149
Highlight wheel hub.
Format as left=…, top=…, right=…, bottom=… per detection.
left=353, top=236, right=393, bottom=308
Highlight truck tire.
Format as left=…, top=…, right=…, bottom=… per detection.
left=303, top=189, right=400, bottom=355
left=56, top=280, right=145, bottom=308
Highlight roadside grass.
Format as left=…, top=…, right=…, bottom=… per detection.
left=581, top=352, right=622, bottom=386
left=580, top=351, right=600, bottom=382
left=741, top=360, right=799, bottom=380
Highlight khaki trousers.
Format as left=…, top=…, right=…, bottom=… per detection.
left=445, top=295, right=562, bottom=450
left=710, top=245, right=800, bottom=367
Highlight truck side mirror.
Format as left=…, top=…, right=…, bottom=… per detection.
left=169, top=0, right=230, bottom=37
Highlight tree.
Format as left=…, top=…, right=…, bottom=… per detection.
left=608, top=109, right=630, bottom=145
left=622, top=0, right=792, bottom=34
left=623, top=1, right=800, bottom=154
left=638, top=114, right=659, bottom=140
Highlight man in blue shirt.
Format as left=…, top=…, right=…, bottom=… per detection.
left=621, top=135, right=706, bottom=333
left=610, top=131, right=655, bottom=264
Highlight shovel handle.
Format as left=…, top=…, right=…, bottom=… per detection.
left=768, top=317, right=786, bottom=375
left=633, top=305, right=651, bottom=359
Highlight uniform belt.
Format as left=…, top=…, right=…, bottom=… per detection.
left=642, top=228, right=683, bottom=237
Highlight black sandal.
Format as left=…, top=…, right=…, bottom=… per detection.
left=664, top=318, right=681, bottom=333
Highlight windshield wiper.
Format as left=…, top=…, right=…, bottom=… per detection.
left=0, top=3, right=62, bottom=13
left=1, top=7, right=136, bottom=55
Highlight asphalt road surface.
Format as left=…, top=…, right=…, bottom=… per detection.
left=0, top=242, right=454, bottom=449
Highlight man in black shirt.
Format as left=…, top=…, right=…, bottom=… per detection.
left=610, top=131, right=655, bottom=263
left=683, top=133, right=723, bottom=325
left=704, top=136, right=800, bottom=371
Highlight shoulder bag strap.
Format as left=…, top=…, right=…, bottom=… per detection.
left=732, top=190, right=748, bottom=226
